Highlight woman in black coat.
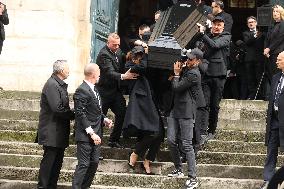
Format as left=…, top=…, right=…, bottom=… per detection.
left=264, top=5, right=284, bottom=82
left=123, top=46, right=164, bottom=175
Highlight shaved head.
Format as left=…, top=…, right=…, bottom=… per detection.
left=276, top=51, right=284, bottom=71
left=84, top=63, right=100, bottom=84
left=84, top=63, right=99, bottom=76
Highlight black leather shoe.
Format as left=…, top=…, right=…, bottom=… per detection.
left=108, top=141, right=124, bottom=148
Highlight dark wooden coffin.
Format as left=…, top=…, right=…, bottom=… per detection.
left=148, top=1, right=208, bottom=70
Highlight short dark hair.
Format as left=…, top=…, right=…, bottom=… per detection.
left=247, top=16, right=257, bottom=22
left=213, top=0, right=224, bottom=10
left=139, top=24, right=150, bottom=31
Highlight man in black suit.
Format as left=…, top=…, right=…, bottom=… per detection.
left=72, top=63, right=113, bottom=189
left=243, top=16, right=265, bottom=100
left=196, top=16, right=231, bottom=140
left=96, top=33, right=138, bottom=148
left=211, top=0, right=233, bottom=33
left=0, top=2, right=9, bottom=54
left=260, top=51, right=284, bottom=189
left=37, top=60, right=75, bottom=189
left=167, top=50, right=202, bottom=189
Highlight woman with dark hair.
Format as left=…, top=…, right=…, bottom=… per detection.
left=264, top=5, right=284, bottom=82
left=123, top=46, right=164, bottom=175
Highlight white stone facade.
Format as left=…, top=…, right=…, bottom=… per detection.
left=0, top=0, right=92, bottom=92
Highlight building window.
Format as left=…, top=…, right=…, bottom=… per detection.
left=229, top=0, right=256, bottom=8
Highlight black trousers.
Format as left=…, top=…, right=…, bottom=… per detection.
left=246, top=60, right=264, bottom=99
left=202, top=76, right=226, bottom=134
left=135, top=128, right=164, bottom=161
left=102, top=93, right=126, bottom=142
left=37, top=146, right=65, bottom=189
left=266, top=54, right=280, bottom=82
left=72, top=142, right=100, bottom=189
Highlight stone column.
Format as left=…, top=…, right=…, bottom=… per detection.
left=0, top=0, right=92, bottom=92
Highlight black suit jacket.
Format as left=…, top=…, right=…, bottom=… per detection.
left=0, top=6, right=9, bottom=41
left=265, top=72, right=284, bottom=151
left=202, top=31, right=231, bottom=77
left=96, top=46, right=124, bottom=99
left=242, top=30, right=265, bottom=62
left=265, top=21, right=284, bottom=56
left=171, top=67, right=199, bottom=119
left=73, top=81, right=105, bottom=143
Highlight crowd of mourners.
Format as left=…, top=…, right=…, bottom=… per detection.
left=34, top=0, right=284, bottom=189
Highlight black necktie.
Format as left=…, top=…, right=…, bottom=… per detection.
left=93, top=86, right=101, bottom=108
left=274, top=74, right=284, bottom=109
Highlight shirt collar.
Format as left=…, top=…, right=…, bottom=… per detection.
left=84, top=80, right=95, bottom=90
left=51, top=74, right=67, bottom=87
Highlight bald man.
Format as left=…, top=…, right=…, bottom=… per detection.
left=260, top=51, right=284, bottom=189
left=72, top=63, right=113, bottom=189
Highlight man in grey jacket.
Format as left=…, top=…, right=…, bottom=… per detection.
left=197, top=16, right=231, bottom=141
left=37, top=60, right=75, bottom=189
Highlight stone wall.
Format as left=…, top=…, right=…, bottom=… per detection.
left=0, top=0, right=91, bottom=92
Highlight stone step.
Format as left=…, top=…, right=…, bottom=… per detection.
left=0, top=127, right=266, bottom=144
left=217, top=119, right=265, bottom=131
left=0, top=166, right=263, bottom=189
left=0, top=109, right=39, bottom=121
left=0, top=98, right=40, bottom=111
left=0, top=153, right=266, bottom=179
left=0, top=179, right=156, bottom=189
left=219, top=108, right=266, bottom=121
left=0, top=130, right=267, bottom=154
left=0, top=141, right=283, bottom=167
left=0, top=90, right=41, bottom=100
left=219, top=99, right=268, bottom=111
left=0, top=106, right=267, bottom=122
left=0, top=117, right=267, bottom=134
left=0, top=90, right=268, bottom=111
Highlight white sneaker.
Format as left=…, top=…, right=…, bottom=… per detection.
left=185, top=177, right=199, bottom=189
left=168, top=169, right=184, bottom=177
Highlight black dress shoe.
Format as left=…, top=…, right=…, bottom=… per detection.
left=140, top=162, right=155, bottom=175
left=108, top=141, right=124, bottom=148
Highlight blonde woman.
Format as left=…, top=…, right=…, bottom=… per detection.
left=264, top=5, right=284, bottom=82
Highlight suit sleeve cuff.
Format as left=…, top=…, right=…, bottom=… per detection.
left=85, top=126, right=94, bottom=135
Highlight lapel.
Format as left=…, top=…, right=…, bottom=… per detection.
left=272, top=73, right=282, bottom=99
left=106, top=46, right=119, bottom=71
left=82, top=81, right=101, bottom=110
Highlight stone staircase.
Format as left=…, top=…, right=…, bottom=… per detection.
left=0, top=90, right=280, bottom=189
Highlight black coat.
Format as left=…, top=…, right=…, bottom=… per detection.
left=0, top=6, right=9, bottom=41
left=265, top=21, right=284, bottom=56
left=37, top=74, right=74, bottom=148
left=195, top=62, right=207, bottom=108
left=202, top=31, right=231, bottom=77
left=265, top=72, right=284, bottom=151
left=123, top=59, right=160, bottom=136
left=73, top=81, right=105, bottom=143
left=96, top=46, right=124, bottom=99
left=171, top=67, right=199, bottom=119
left=123, top=76, right=160, bottom=136
left=243, top=30, right=265, bottom=62
left=215, top=11, right=233, bottom=33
